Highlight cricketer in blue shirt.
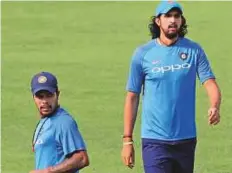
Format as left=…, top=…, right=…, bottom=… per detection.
left=121, top=1, right=221, bottom=173
left=30, top=72, right=89, bottom=173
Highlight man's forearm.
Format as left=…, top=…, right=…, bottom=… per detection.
left=204, top=79, right=221, bottom=109
left=48, top=151, right=89, bottom=173
left=123, top=92, right=140, bottom=138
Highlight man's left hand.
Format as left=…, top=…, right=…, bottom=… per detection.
left=208, top=107, right=220, bottom=125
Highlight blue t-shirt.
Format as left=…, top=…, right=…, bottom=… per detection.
left=33, top=107, right=86, bottom=172
left=126, top=38, right=215, bottom=141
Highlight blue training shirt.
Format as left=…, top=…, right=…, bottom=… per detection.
left=33, top=107, right=86, bottom=172
left=126, top=38, right=215, bottom=141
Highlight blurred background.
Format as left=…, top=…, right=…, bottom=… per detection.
left=2, top=1, right=231, bottom=173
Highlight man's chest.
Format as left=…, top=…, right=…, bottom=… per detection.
left=143, top=48, right=197, bottom=80
left=33, top=119, right=56, bottom=151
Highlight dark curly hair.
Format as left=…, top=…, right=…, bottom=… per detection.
left=148, top=15, right=188, bottom=39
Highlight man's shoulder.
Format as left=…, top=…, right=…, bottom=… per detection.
left=180, top=37, right=203, bottom=49
left=132, top=40, right=157, bottom=59
left=136, top=39, right=156, bottom=53
left=53, top=107, right=77, bottom=126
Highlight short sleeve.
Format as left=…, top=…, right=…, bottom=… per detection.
left=126, top=48, right=145, bottom=93
left=56, top=117, right=86, bottom=156
left=197, top=48, right=215, bottom=84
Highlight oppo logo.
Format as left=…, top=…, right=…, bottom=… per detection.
left=152, top=63, right=191, bottom=73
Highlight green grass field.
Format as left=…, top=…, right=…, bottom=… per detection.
left=2, top=1, right=232, bottom=173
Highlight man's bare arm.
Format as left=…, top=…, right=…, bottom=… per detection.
left=203, top=79, right=221, bottom=125
left=203, top=79, right=221, bottom=109
left=48, top=150, right=89, bottom=173
left=123, top=91, right=140, bottom=138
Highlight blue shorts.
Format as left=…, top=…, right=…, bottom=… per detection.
left=142, top=138, right=197, bottom=173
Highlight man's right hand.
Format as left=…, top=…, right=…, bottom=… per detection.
left=121, top=142, right=135, bottom=169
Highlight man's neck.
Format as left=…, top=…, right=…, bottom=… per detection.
left=158, top=34, right=178, bottom=46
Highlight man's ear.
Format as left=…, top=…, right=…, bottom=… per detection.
left=57, top=90, right=60, bottom=97
left=155, top=17, right=161, bottom=27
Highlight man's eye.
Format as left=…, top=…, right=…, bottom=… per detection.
left=174, top=14, right=181, bottom=18
left=36, top=95, right=43, bottom=99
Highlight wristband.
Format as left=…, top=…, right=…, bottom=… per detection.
left=123, top=141, right=134, bottom=145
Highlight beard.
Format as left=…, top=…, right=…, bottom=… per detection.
left=161, top=24, right=180, bottom=39
left=39, top=102, right=59, bottom=117
left=165, top=32, right=178, bottom=39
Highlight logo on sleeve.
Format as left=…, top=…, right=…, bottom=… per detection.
left=35, top=139, right=44, bottom=145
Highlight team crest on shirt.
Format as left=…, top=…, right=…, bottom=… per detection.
left=38, top=76, right=47, bottom=83
left=180, top=53, right=188, bottom=60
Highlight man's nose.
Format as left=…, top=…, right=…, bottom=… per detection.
left=170, top=16, right=176, bottom=23
left=41, top=97, right=48, bottom=103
